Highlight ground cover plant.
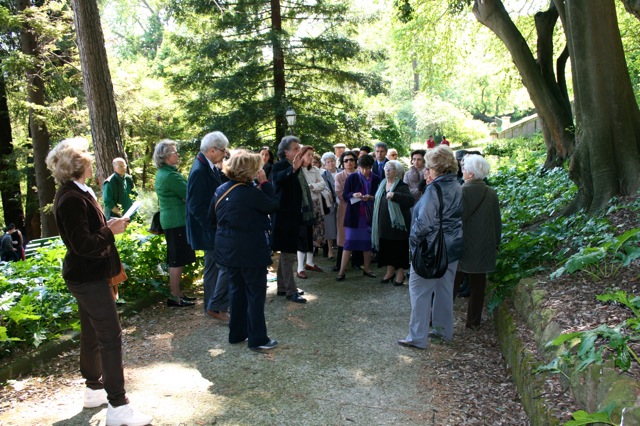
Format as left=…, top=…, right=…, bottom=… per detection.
left=486, top=134, right=640, bottom=424
left=0, top=223, right=202, bottom=359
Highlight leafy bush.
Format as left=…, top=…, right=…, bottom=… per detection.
left=0, top=222, right=203, bottom=358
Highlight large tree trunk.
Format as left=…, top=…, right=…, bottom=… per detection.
left=621, top=0, right=640, bottom=20
left=71, top=0, right=123, bottom=186
left=25, top=150, right=40, bottom=242
left=0, top=70, right=25, bottom=231
left=473, top=0, right=574, bottom=168
left=561, top=0, right=640, bottom=212
left=17, top=0, right=57, bottom=237
left=271, top=0, right=287, bottom=144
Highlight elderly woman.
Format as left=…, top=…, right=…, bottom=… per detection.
left=398, top=145, right=462, bottom=349
left=296, top=146, right=326, bottom=277
left=46, top=138, right=151, bottom=426
left=386, top=148, right=399, bottom=161
left=336, top=154, right=381, bottom=281
left=154, top=140, right=196, bottom=308
left=211, top=150, right=279, bottom=350
left=320, top=152, right=338, bottom=259
left=454, top=154, right=501, bottom=329
left=372, top=160, right=415, bottom=286
left=333, top=150, right=358, bottom=272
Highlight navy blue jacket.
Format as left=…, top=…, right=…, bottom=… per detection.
left=210, top=180, right=279, bottom=268
left=373, top=158, right=388, bottom=181
left=270, top=159, right=303, bottom=253
left=186, top=152, right=224, bottom=250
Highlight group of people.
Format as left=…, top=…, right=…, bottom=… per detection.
left=1, top=223, right=24, bottom=262
left=41, top=130, right=500, bottom=426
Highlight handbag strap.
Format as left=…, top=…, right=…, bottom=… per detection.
left=214, top=183, right=245, bottom=211
left=433, top=182, right=444, bottom=227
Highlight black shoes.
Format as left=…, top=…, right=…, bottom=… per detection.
left=167, top=298, right=195, bottom=307
left=331, top=265, right=340, bottom=272
left=397, top=339, right=425, bottom=349
left=249, top=339, right=278, bottom=351
left=380, top=276, right=393, bottom=283
left=362, top=271, right=376, bottom=278
left=394, top=275, right=405, bottom=286
left=335, top=274, right=345, bottom=281
left=286, top=293, right=307, bottom=303
left=181, top=295, right=197, bottom=301
left=277, top=290, right=304, bottom=296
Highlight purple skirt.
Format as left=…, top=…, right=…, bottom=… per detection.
left=344, top=219, right=372, bottom=252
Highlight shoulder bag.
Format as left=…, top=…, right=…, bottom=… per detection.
left=148, top=211, right=163, bottom=235
left=412, top=182, right=448, bottom=279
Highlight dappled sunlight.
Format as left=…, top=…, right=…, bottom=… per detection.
left=397, top=354, right=416, bottom=365
left=208, top=348, right=225, bottom=358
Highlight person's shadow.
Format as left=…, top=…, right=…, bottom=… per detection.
left=52, top=407, right=105, bottom=426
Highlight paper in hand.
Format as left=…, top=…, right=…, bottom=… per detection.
left=123, top=200, right=141, bottom=219
left=350, top=197, right=361, bottom=205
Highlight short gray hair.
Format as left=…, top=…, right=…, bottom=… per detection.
left=201, top=131, right=229, bottom=153
left=277, top=135, right=300, bottom=160
left=321, top=152, right=336, bottom=165
left=384, top=160, right=405, bottom=179
left=153, top=139, right=177, bottom=169
left=462, top=154, right=490, bottom=180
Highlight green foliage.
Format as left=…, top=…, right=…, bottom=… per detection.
left=539, top=289, right=640, bottom=381
left=551, top=228, right=640, bottom=280
left=0, top=222, right=202, bottom=358
left=563, top=403, right=617, bottom=426
left=160, top=0, right=384, bottom=149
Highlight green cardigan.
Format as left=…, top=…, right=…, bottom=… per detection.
left=155, top=164, right=188, bottom=229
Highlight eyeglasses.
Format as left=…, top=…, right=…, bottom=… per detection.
left=343, top=158, right=356, bottom=162
left=168, top=151, right=178, bottom=155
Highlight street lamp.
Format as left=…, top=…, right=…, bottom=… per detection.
left=285, top=106, right=297, bottom=135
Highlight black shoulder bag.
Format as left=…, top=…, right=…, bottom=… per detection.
left=412, top=182, right=448, bottom=279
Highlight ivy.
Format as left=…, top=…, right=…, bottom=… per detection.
left=0, top=222, right=202, bottom=358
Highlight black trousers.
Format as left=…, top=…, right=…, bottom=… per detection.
left=225, top=266, right=270, bottom=348
left=454, top=271, right=487, bottom=328
left=67, top=278, right=128, bottom=407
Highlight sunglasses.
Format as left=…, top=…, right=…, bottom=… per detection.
left=343, top=158, right=356, bottom=162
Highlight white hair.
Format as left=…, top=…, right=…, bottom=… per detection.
left=463, top=154, right=490, bottom=180
left=201, top=131, right=229, bottom=153
left=384, top=160, right=405, bottom=179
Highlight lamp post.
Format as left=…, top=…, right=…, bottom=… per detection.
left=285, top=106, right=297, bottom=135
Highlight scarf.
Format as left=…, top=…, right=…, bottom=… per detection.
left=297, top=167, right=315, bottom=226
left=371, top=178, right=406, bottom=251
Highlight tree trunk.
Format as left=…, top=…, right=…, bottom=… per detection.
left=621, top=0, right=640, bottom=20
left=0, top=70, right=25, bottom=231
left=17, top=0, right=57, bottom=237
left=25, top=151, right=40, bottom=242
left=473, top=0, right=574, bottom=168
left=412, top=58, right=419, bottom=95
left=562, top=0, right=640, bottom=212
left=271, top=0, right=287, bottom=143
left=71, top=0, right=123, bottom=186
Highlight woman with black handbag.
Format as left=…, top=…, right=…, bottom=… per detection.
left=398, top=145, right=463, bottom=349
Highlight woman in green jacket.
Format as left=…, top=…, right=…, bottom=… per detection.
left=154, top=140, right=196, bottom=307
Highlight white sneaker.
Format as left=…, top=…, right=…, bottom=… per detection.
left=106, top=403, right=153, bottom=426
left=83, top=388, right=108, bottom=408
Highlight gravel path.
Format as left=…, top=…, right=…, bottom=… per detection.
left=0, top=256, right=528, bottom=425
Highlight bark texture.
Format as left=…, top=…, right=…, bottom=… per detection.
left=0, top=71, right=25, bottom=231
left=17, top=0, right=57, bottom=237
left=271, top=0, right=287, bottom=143
left=562, top=0, right=640, bottom=212
left=473, top=0, right=574, bottom=169
left=71, top=0, right=123, bottom=186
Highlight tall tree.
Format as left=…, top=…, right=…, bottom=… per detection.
left=71, top=0, right=123, bottom=185
left=559, top=0, right=640, bottom=211
left=17, top=0, right=57, bottom=237
left=0, top=68, right=24, bottom=231
left=452, top=0, right=640, bottom=211
left=163, top=0, right=383, bottom=149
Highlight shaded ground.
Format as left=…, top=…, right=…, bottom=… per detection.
left=0, top=256, right=527, bottom=425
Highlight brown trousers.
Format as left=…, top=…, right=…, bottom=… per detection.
left=67, top=278, right=128, bottom=407
left=454, top=271, right=487, bottom=328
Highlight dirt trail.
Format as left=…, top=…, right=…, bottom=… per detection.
left=0, top=256, right=528, bottom=425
